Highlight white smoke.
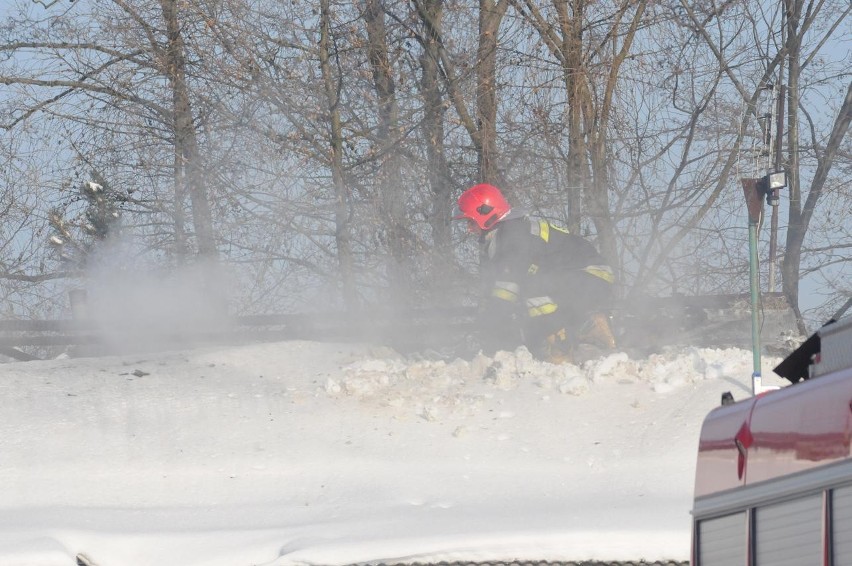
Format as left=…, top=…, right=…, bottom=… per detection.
left=76, top=235, right=233, bottom=354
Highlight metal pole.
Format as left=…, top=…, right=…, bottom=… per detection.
left=768, top=85, right=786, bottom=292
left=749, top=219, right=762, bottom=395
left=743, top=177, right=764, bottom=395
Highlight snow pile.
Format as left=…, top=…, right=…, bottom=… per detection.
left=0, top=341, right=787, bottom=566
left=329, top=345, right=764, bottom=407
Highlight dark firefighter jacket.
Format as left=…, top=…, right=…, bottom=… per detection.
left=478, top=213, right=614, bottom=351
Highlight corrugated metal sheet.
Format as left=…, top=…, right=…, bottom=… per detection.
left=754, top=494, right=822, bottom=565
left=697, top=511, right=746, bottom=566
left=833, top=485, right=852, bottom=565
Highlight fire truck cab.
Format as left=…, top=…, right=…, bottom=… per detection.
left=691, top=316, right=852, bottom=565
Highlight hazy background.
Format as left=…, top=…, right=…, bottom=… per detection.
left=0, top=0, right=849, bottom=348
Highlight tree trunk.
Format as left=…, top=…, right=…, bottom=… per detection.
left=320, top=0, right=358, bottom=311
left=583, top=0, right=646, bottom=268
left=781, top=0, right=806, bottom=333
left=160, top=0, right=217, bottom=261
left=364, top=0, right=410, bottom=308
left=558, top=0, right=587, bottom=234
left=783, top=77, right=852, bottom=331
left=477, top=0, right=509, bottom=186
left=173, top=152, right=188, bottom=262
left=418, top=0, right=456, bottom=297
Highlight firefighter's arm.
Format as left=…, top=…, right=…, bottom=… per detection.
left=476, top=280, right=524, bottom=354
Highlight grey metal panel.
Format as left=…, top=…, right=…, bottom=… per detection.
left=834, top=485, right=852, bottom=565
left=698, top=512, right=746, bottom=566
left=755, top=495, right=822, bottom=565
left=815, top=317, right=852, bottom=376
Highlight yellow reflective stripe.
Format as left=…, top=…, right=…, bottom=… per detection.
left=530, top=219, right=550, bottom=241
left=528, top=303, right=558, bottom=317
left=526, top=296, right=557, bottom=317
left=492, top=281, right=519, bottom=302
left=532, top=219, right=570, bottom=241
left=493, top=288, right=517, bottom=302
left=584, top=265, right=615, bottom=283
left=539, top=220, right=549, bottom=242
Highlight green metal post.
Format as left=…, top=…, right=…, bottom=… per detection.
left=749, top=220, right=762, bottom=395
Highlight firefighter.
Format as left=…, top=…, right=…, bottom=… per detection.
left=454, top=183, right=617, bottom=363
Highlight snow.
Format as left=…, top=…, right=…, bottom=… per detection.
left=0, top=340, right=790, bottom=566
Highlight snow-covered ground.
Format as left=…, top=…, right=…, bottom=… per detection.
left=0, top=340, right=789, bottom=566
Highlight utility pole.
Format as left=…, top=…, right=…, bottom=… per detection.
left=742, top=178, right=765, bottom=394
left=742, top=169, right=787, bottom=395
left=767, top=85, right=785, bottom=292
left=740, top=2, right=789, bottom=396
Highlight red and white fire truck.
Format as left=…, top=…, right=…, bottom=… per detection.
left=691, top=315, right=852, bottom=565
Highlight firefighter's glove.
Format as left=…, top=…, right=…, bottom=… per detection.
left=543, top=328, right=573, bottom=365
left=578, top=313, right=617, bottom=350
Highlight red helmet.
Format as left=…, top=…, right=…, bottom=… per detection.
left=454, top=183, right=511, bottom=230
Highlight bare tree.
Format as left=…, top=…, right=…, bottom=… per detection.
left=320, top=0, right=359, bottom=310
left=507, top=0, right=648, bottom=266
left=668, top=0, right=850, bottom=327
left=476, top=0, right=510, bottom=185
left=780, top=0, right=852, bottom=330
left=1, top=0, right=847, bottom=329
left=158, top=0, right=217, bottom=261
left=417, top=0, right=453, bottom=256
left=363, top=0, right=414, bottom=307
left=0, top=0, right=218, bottom=263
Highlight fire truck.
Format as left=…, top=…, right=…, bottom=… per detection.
left=691, top=315, right=852, bottom=565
